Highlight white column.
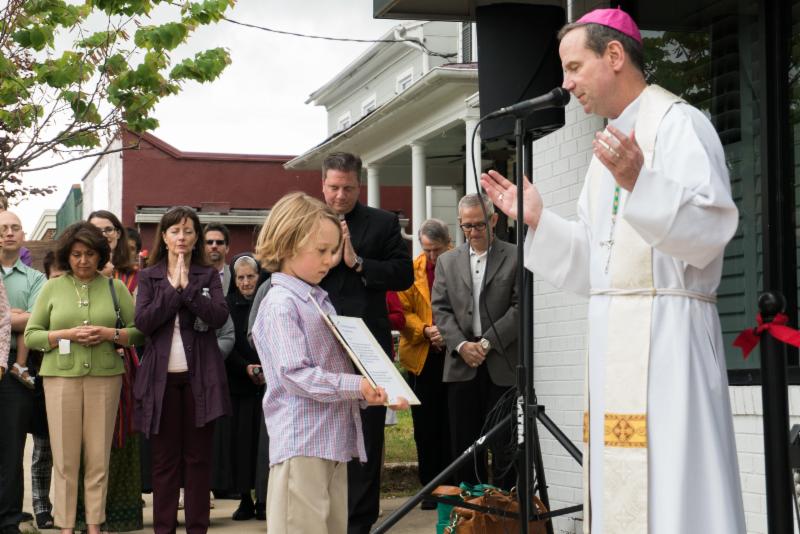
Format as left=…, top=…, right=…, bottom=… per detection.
left=410, top=142, right=427, bottom=258
left=366, top=165, right=380, bottom=208
left=464, top=116, right=481, bottom=196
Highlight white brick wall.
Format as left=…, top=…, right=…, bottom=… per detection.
left=731, top=386, right=800, bottom=534
left=529, top=100, right=795, bottom=534
left=530, top=100, right=603, bottom=533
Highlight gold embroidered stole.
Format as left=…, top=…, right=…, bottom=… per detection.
left=582, top=85, right=684, bottom=533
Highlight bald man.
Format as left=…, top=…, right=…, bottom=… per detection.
left=0, top=211, right=44, bottom=533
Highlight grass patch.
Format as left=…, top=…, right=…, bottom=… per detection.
left=382, top=408, right=421, bottom=496
left=385, top=408, right=417, bottom=464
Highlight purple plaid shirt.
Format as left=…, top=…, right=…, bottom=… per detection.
left=253, top=272, right=366, bottom=466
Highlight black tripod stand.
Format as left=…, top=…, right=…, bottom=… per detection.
left=511, top=116, right=584, bottom=534
left=373, top=103, right=583, bottom=533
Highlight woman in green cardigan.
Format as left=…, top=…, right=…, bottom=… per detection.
left=24, top=222, right=144, bottom=534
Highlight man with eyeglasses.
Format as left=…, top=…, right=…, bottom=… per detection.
left=431, top=193, right=518, bottom=489
left=203, top=223, right=231, bottom=296
left=0, top=211, right=44, bottom=534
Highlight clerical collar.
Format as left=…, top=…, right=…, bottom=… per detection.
left=609, top=89, right=645, bottom=135
left=343, top=202, right=362, bottom=223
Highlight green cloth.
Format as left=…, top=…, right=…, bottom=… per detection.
left=436, top=483, right=498, bottom=534
left=24, top=274, right=144, bottom=377
left=2, top=258, right=45, bottom=354
left=75, top=434, right=144, bottom=532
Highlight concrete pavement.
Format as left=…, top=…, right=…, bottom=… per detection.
left=20, top=439, right=437, bottom=533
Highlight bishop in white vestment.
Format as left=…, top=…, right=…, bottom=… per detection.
left=481, top=8, right=746, bottom=534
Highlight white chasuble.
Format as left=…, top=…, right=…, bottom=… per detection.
left=524, top=85, right=746, bottom=534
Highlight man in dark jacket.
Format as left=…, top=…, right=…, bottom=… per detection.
left=319, top=152, right=413, bottom=534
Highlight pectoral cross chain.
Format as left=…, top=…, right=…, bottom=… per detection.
left=601, top=186, right=622, bottom=275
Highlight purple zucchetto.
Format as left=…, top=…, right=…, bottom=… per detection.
left=576, top=7, right=642, bottom=44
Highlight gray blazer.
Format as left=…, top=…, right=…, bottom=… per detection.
left=432, top=239, right=518, bottom=386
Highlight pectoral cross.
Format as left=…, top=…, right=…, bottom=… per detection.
left=600, top=236, right=614, bottom=275
left=601, top=186, right=622, bottom=275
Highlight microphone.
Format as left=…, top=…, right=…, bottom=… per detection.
left=483, top=87, right=571, bottom=120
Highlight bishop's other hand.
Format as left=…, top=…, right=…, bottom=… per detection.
left=480, top=170, right=543, bottom=230
left=592, top=125, right=644, bottom=192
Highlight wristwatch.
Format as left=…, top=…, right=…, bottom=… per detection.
left=113, top=329, right=120, bottom=343
left=479, top=338, right=491, bottom=352
left=353, top=255, right=364, bottom=272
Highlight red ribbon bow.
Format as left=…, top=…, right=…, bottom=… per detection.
left=733, top=313, right=800, bottom=359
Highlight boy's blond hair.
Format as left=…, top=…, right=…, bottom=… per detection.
left=256, top=192, right=341, bottom=272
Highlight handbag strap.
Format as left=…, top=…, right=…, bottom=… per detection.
left=108, top=277, right=124, bottom=329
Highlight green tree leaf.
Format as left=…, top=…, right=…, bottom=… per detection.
left=170, top=48, right=231, bottom=83
left=183, top=0, right=235, bottom=24
left=12, top=24, right=55, bottom=51
left=134, top=22, right=189, bottom=51
left=58, top=130, right=101, bottom=148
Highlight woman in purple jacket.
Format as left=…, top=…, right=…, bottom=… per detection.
left=133, top=206, right=231, bottom=534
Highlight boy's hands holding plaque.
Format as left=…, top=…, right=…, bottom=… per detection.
left=360, top=378, right=387, bottom=405
left=360, top=378, right=410, bottom=410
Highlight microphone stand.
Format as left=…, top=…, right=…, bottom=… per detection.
left=514, top=116, right=535, bottom=534
left=510, top=110, right=583, bottom=534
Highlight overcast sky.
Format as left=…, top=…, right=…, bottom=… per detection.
left=16, top=0, right=400, bottom=232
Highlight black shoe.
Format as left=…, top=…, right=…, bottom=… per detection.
left=232, top=503, right=255, bottom=521
left=420, top=499, right=438, bottom=510
left=19, top=512, right=32, bottom=523
left=36, top=512, right=55, bottom=529
left=254, top=502, right=266, bottom=521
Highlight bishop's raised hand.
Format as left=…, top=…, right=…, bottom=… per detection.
left=480, top=170, right=544, bottom=230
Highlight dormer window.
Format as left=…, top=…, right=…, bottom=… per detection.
left=396, top=68, right=414, bottom=93
left=362, top=95, right=377, bottom=116
left=337, top=112, right=352, bottom=131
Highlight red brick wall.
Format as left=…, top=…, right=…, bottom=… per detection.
left=121, top=132, right=412, bottom=259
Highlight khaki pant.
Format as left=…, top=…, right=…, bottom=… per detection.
left=267, top=456, right=348, bottom=534
left=44, top=375, right=122, bottom=529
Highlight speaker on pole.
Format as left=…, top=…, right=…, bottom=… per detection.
left=476, top=3, right=566, bottom=141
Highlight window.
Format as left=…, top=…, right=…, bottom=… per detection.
left=461, top=22, right=472, bottom=63
left=396, top=68, right=414, bottom=93
left=361, top=95, right=377, bottom=116
left=637, top=1, right=782, bottom=379
left=337, top=112, right=351, bottom=131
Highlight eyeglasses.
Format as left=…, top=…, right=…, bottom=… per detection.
left=98, top=227, right=118, bottom=235
left=0, top=224, right=22, bottom=233
left=459, top=222, right=487, bottom=232
left=206, top=239, right=226, bottom=246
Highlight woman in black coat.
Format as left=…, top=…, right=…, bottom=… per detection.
left=223, top=255, right=265, bottom=520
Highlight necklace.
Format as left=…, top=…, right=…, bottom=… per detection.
left=599, top=185, right=621, bottom=275
left=70, top=274, right=91, bottom=308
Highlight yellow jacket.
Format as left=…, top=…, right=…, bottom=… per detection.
left=397, top=250, right=448, bottom=375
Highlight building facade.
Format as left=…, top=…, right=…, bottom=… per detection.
left=80, top=129, right=323, bottom=257
left=287, top=20, right=483, bottom=256
left=373, top=1, right=800, bottom=533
